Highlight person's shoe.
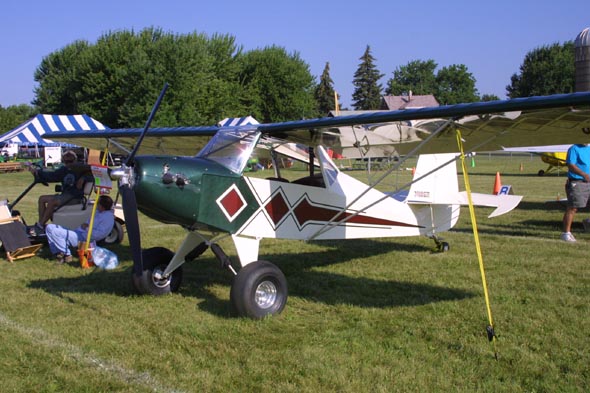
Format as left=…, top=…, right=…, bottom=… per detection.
left=34, top=222, right=45, bottom=234
left=64, top=254, right=73, bottom=263
left=55, top=253, right=65, bottom=264
left=583, top=219, right=590, bottom=232
left=560, top=232, right=576, bottom=242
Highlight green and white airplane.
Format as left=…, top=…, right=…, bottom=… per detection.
left=50, top=87, right=590, bottom=319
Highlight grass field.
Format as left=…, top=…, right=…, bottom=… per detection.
left=0, top=155, right=588, bottom=392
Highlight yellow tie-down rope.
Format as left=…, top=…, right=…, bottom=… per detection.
left=455, top=130, right=498, bottom=359
left=79, top=148, right=109, bottom=269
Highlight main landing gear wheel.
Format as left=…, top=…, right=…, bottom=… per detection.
left=538, top=170, right=545, bottom=176
left=132, top=247, right=183, bottom=295
left=230, top=260, right=288, bottom=319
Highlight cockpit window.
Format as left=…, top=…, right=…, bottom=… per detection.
left=196, top=128, right=261, bottom=174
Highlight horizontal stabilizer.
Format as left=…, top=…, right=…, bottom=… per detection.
left=458, top=192, right=522, bottom=218
left=405, top=192, right=522, bottom=218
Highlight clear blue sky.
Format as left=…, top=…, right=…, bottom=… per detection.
left=1, top=0, right=588, bottom=110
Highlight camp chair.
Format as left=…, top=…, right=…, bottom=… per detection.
left=0, top=200, right=42, bottom=262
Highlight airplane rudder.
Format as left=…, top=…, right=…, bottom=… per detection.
left=410, top=153, right=458, bottom=203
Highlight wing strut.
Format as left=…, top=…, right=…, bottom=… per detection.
left=456, top=129, right=498, bottom=360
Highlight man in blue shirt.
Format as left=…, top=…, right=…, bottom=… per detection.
left=561, top=144, right=590, bottom=242
left=45, top=195, right=115, bottom=263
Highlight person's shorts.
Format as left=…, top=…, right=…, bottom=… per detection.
left=565, top=179, right=590, bottom=208
left=55, top=192, right=82, bottom=206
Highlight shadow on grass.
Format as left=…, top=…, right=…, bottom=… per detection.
left=28, top=238, right=474, bottom=317
left=452, top=221, right=560, bottom=237
left=516, top=201, right=566, bottom=211
left=463, top=171, right=567, bottom=178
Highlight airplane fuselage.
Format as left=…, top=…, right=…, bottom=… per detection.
left=133, top=156, right=237, bottom=227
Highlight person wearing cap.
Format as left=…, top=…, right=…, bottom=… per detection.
left=28, top=150, right=93, bottom=234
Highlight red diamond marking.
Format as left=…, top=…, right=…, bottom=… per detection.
left=220, top=189, right=244, bottom=218
left=265, top=193, right=289, bottom=225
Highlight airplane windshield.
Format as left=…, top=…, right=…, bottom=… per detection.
left=196, top=128, right=261, bottom=174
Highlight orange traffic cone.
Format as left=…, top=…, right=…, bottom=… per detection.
left=411, top=167, right=416, bottom=176
left=493, top=172, right=502, bottom=195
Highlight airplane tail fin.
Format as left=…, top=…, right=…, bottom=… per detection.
left=407, top=153, right=522, bottom=218
left=408, top=153, right=459, bottom=204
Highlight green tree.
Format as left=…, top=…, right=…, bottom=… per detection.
left=34, top=28, right=244, bottom=128
left=33, top=28, right=317, bottom=127
left=315, top=62, right=340, bottom=115
left=385, top=59, right=437, bottom=96
left=0, top=104, right=37, bottom=134
left=351, top=46, right=384, bottom=110
left=435, top=64, right=479, bottom=104
left=480, top=94, right=500, bottom=102
left=506, top=42, right=575, bottom=98
left=238, top=45, right=317, bottom=122
left=33, top=40, right=91, bottom=114
left=74, top=28, right=242, bottom=127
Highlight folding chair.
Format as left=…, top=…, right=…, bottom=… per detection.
left=0, top=200, right=42, bottom=262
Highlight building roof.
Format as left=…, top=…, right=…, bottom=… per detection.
left=327, top=110, right=384, bottom=117
left=381, top=94, right=439, bottom=110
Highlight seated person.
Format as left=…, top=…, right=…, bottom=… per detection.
left=45, top=195, right=115, bottom=264
left=28, top=150, right=93, bottom=233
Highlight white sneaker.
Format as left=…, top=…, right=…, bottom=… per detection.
left=583, top=219, right=590, bottom=233
left=560, top=232, right=576, bottom=242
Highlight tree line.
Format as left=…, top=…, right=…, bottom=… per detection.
left=0, top=27, right=576, bottom=133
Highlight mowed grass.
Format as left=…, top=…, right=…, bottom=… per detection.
left=0, top=154, right=588, bottom=392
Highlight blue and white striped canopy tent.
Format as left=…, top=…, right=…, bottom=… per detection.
left=217, top=116, right=259, bottom=127
left=0, top=114, right=109, bottom=147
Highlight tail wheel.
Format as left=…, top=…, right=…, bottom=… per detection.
left=230, top=260, right=287, bottom=319
left=131, top=247, right=183, bottom=295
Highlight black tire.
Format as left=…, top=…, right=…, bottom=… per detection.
left=99, top=220, right=125, bottom=245
left=538, top=170, right=545, bottom=176
left=132, top=247, right=183, bottom=295
left=230, top=260, right=287, bottom=319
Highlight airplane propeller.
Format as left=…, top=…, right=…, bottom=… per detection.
left=118, top=83, right=169, bottom=281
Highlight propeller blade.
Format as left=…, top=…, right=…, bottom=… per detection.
left=120, top=184, right=143, bottom=276
left=125, top=82, right=169, bottom=166
left=119, top=83, right=169, bottom=277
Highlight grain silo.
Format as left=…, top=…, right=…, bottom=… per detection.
left=575, top=27, right=590, bottom=92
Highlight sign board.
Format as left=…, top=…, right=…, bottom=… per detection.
left=91, top=165, right=112, bottom=190
left=44, top=146, right=62, bottom=167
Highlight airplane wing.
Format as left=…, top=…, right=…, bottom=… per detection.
left=47, top=92, right=590, bottom=156
left=502, top=144, right=572, bottom=153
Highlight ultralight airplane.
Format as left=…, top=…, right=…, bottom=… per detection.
left=503, top=144, right=571, bottom=176
left=48, top=86, right=590, bottom=319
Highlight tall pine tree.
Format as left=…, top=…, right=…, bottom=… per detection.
left=351, top=45, right=384, bottom=110
left=315, top=62, right=340, bottom=115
